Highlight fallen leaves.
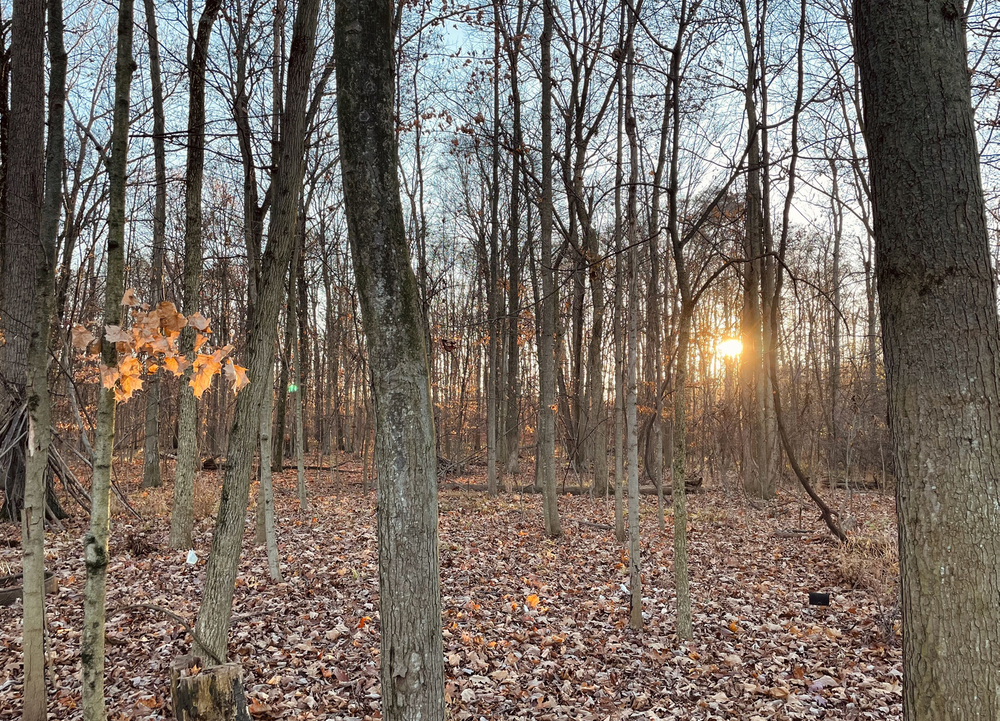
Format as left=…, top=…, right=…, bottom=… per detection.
left=0, top=464, right=903, bottom=721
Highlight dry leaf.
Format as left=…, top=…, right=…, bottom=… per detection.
left=163, top=355, right=190, bottom=376
left=156, top=301, right=187, bottom=332
left=121, top=287, right=140, bottom=306
left=99, top=363, right=119, bottom=389
left=224, top=358, right=250, bottom=394
left=190, top=353, right=223, bottom=398
left=104, top=325, right=131, bottom=343
left=71, top=323, right=96, bottom=350
left=187, top=312, right=211, bottom=332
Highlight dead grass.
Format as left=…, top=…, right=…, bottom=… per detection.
left=836, top=521, right=900, bottom=643
left=836, top=524, right=898, bottom=595
left=118, top=471, right=222, bottom=521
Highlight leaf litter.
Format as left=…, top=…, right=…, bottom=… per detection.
left=0, top=463, right=901, bottom=720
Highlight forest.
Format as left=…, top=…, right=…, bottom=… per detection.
left=0, top=0, right=998, bottom=718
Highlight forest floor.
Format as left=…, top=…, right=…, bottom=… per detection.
left=0, top=458, right=902, bottom=720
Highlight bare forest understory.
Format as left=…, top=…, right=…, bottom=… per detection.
left=0, top=458, right=902, bottom=720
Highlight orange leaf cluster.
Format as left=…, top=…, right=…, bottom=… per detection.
left=75, top=288, right=249, bottom=403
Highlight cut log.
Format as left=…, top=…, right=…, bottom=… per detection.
left=170, top=655, right=250, bottom=721
left=0, top=570, right=57, bottom=606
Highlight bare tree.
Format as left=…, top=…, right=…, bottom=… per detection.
left=80, top=0, right=134, bottom=715
left=336, top=0, right=445, bottom=717
left=192, top=0, right=320, bottom=663
left=170, top=0, right=224, bottom=550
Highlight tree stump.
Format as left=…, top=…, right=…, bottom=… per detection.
left=169, top=655, right=250, bottom=721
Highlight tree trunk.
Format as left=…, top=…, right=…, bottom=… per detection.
left=624, top=13, right=641, bottom=631
left=81, top=0, right=134, bottom=715
left=612, top=33, right=625, bottom=544
left=255, top=362, right=281, bottom=582
left=170, top=0, right=223, bottom=550
left=855, top=1, right=1000, bottom=716
left=336, top=1, right=445, bottom=717
left=538, top=0, right=561, bottom=538
left=192, top=0, right=320, bottom=664
left=501, top=0, right=526, bottom=477
left=272, top=277, right=294, bottom=470
left=738, top=0, right=772, bottom=501
left=141, top=0, right=166, bottom=490
left=169, top=655, right=250, bottom=721
left=291, top=253, right=307, bottom=510
left=664, top=6, right=692, bottom=640
left=0, top=0, right=45, bottom=520
left=0, top=0, right=44, bottom=414
left=21, top=0, right=57, bottom=714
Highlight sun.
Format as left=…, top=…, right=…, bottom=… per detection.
left=718, top=338, right=743, bottom=358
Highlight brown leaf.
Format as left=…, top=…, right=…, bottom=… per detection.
left=104, top=325, right=131, bottom=343
left=155, top=301, right=187, bottom=332
left=190, top=353, right=222, bottom=398
left=71, top=323, right=96, bottom=350
left=224, top=358, right=250, bottom=394
left=121, top=287, right=140, bottom=306
left=187, top=312, right=211, bottom=332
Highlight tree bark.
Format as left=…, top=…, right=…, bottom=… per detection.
left=255, top=362, right=281, bottom=582
left=336, top=1, right=445, bottom=717
left=81, top=0, right=134, bottom=715
left=141, top=0, right=166, bottom=490
left=738, top=0, right=772, bottom=501
left=193, top=0, right=320, bottom=664
left=612, top=23, right=625, bottom=544
left=538, top=0, right=561, bottom=538
left=0, top=0, right=45, bottom=521
left=624, top=10, right=641, bottom=631
left=170, top=0, right=224, bottom=551
left=21, top=0, right=58, bottom=714
left=0, top=0, right=43, bottom=413
left=855, top=1, right=1000, bottom=716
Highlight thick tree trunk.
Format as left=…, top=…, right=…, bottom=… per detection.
left=81, top=0, right=134, bottom=715
left=0, top=0, right=44, bottom=414
left=336, top=2, right=445, bottom=718
left=855, top=1, right=1000, bottom=716
left=192, top=0, right=320, bottom=664
left=0, top=0, right=45, bottom=520
left=170, top=0, right=223, bottom=551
